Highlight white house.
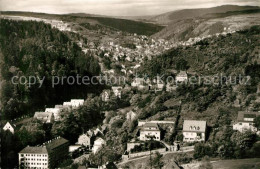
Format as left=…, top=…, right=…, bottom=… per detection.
left=63, top=99, right=84, bottom=108
left=233, top=111, right=260, bottom=133
left=34, top=112, right=54, bottom=123
left=140, top=123, right=161, bottom=141
left=93, top=138, right=105, bottom=154
left=112, top=86, right=123, bottom=99
left=3, top=122, right=16, bottom=134
left=70, top=99, right=84, bottom=107
left=176, top=71, right=188, bottom=83
left=183, top=120, right=207, bottom=142
left=78, top=133, right=92, bottom=147
left=45, top=108, right=61, bottom=121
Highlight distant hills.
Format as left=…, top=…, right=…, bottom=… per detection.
left=0, top=11, right=164, bottom=36
left=148, top=5, right=260, bottom=25
left=1, top=5, right=260, bottom=40
left=149, top=5, right=260, bottom=42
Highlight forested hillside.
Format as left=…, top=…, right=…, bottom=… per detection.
left=0, top=19, right=101, bottom=120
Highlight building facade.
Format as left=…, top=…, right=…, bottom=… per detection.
left=233, top=111, right=260, bottom=133
left=19, top=137, right=69, bottom=169
left=183, top=120, right=207, bottom=142
left=140, top=123, right=161, bottom=141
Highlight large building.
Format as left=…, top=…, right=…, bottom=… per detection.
left=183, top=120, right=207, bottom=142
left=18, top=137, right=69, bottom=169
left=140, top=123, right=161, bottom=141
left=233, top=111, right=260, bottom=133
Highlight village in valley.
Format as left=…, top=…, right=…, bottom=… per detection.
left=1, top=3, right=260, bottom=169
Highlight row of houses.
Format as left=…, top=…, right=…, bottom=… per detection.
left=3, top=99, right=85, bottom=135
left=131, top=71, right=188, bottom=92
left=137, top=111, right=260, bottom=144
left=138, top=120, right=207, bottom=142
left=34, top=99, right=84, bottom=123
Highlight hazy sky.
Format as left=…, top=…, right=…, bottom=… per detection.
left=0, top=0, right=259, bottom=16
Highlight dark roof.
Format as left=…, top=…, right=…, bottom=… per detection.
left=20, top=146, right=48, bottom=154
left=141, top=122, right=160, bottom=131
left=19, top=137, right=69, bottom=154
left=237, top=111, right=260, bottom=122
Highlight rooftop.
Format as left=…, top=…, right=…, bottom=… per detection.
left=183, top=120, right=207, bottom=133
left=19, top=137, right=69, bottom=154
left=237, top=111, right=260, bottom=122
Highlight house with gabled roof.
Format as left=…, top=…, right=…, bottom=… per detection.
left=140, top=123, right=161, bottom=141
left=183, top=120, right=207, bottom=142
left=3, top=121, right=16, bottom=134
left=233, top=111, right=260, bottom=133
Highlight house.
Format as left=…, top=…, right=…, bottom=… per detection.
left=34, top=112, right=54, bottom=123
left=78, top=133, right=92, bottom=147
left=45, top=108, right=61, bottom=121
left=140, top=123, right=161, bottom=141
left=111, top=86, right=122, bottom=99
left=63, top=99, right=84, bottom=108
left=126, top=110, right=137, bottom=121
left=93, top=138, right=105, bottom=154
left=233, top=111, right=260, bottom=133
left=101, top=90, right=111, bottom=102
left=3, top=121, right=16, bottom=134
left=176, top=71, right=188, bottom=83
left=18, top=137, right=69, bottom=169
left=182, top=120, right=207, bottom=142
left=70, top=99, right=84, bottom=107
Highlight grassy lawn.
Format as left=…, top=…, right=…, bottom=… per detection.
left=212, top=158, right=260, bottom=169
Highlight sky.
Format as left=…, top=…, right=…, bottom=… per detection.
left=0, top=0, right=259, bottom=16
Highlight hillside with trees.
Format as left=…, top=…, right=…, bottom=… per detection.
left=0, top=19, right=102, bottom=120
